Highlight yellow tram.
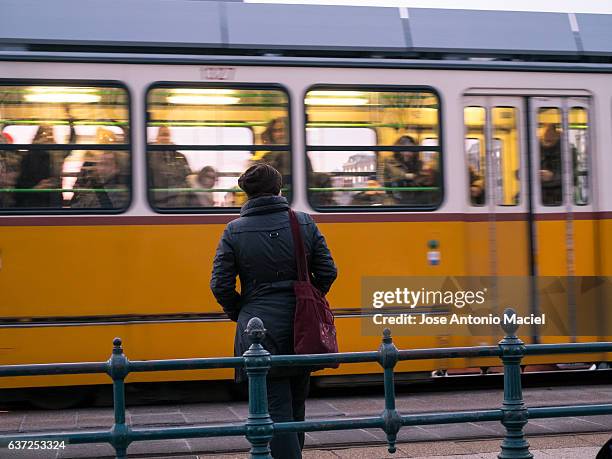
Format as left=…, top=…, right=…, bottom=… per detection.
left=1, top=2, right=611, bottom=398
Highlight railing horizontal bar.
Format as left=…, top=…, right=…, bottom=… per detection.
left=0, top=362, right=106, bottom=377
left=529, top=404, right=612, bottom=419
left=270, top=351, right=379, bottom=365
left=401, top=409, right=503, bottom=425
left=273, top=410, right=503, bottom=434
left=2, top=343, right=608, bottom=378
left=128, top=424, right=247, bottom=441
left=525, top=343, right=612, bottom=355
left=128, top=357, right=243, bottom=372
left=274, top=417, right=384, bottom=433
left=398, top=346, right=501, bottom=360
left=0, top=431, right=110, bottom=446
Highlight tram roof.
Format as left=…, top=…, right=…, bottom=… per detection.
left=2, top=0, right=612, bottom=60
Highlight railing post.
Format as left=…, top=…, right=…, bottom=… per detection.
left=378, top=328, right=402, bottom=453
left=106, top=338, right=131, bottom=459
left=243, top=318, right=273, bottom=459
left=498, top=308, right=532, bottom=459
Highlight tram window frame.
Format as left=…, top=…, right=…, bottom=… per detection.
left=463, top=106, right=486, bottom=207
left=568, top=106, right=590, bottom=206
left=303, top=84, right=444, bottom=213
left=491, top=106, right=521, bottom=207
left=145, top=82, right=292, bottom=214
left=0, top=79, right=132, bottom=215
left=537, top=107, right=563, bottom=207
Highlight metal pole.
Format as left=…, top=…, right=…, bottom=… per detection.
left=378, top=328, right=402, bottom=453
left=107, top=338, right=131, bottom=459
left=498, top=309, right=533, bottom=459
left=243, top=318, right=273, bottom=459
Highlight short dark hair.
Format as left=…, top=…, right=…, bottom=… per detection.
left=198, top=165, right=217, bottom=182
left=238, top=164, right=282, bottom=198
left=394, top=135, right=417, bottom=147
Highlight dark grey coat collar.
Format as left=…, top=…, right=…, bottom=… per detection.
left=240, top=195, right=289, bottom=217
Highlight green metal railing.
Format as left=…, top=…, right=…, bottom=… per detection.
left=0, top=307, right=611, bottom=459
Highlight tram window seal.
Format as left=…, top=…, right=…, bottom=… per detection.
left=144, top=81, right=293, bottom=214
left=570, top=106, right=590, bottom=207
left=0, top=79, right=133, bottom=216
left=302, top=83, right=444, bottom=213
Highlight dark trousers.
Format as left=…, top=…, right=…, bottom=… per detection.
left=597, top=437, right=612, bottom=459
left=267, top=371, right=310, bottom=459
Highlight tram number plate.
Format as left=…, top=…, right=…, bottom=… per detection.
left=201, top=67, right=236, bottom=80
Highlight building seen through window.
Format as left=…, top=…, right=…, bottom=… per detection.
left=305, top=89, right=441, bottom=209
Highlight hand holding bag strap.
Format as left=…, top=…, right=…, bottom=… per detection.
left=288, top=209, right=310, bottom=283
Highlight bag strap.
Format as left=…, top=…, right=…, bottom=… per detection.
left=288, top=209, right=310, bottom=283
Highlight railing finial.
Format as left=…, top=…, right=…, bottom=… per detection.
left=246, top=317, right=266, bottom=346
left=113, top=337, right=123, bottom=354
left=383, top=328, right=392, bottom=343
left=501, top=307, right=519, bottom=337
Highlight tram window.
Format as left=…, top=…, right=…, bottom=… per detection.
left=0, top=84, right=130, bottom=212
left=146, top=86, right=289, bottom=211
left=569, top=107, right=589, bottom=205
left=306, top=128, right=376, bottom=206
left=304, top=88, right=441, bottom=209
left=492, top=107, right=520, bottom=206
left=464, top=106, right=486, bottom=206
left=537, top=108, right=563, bottom=206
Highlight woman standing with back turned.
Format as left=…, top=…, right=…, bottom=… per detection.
left=211, top=164, right=337, bottom=458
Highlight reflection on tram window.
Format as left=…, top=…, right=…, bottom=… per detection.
left=492, top=107, right=520, bottom=206
left=569, top=107, right=589, bottom=206
left=0, top=85, right=130, bottom=211
left=464, top=106, right=486, bottom=206
left=146, top=87, right=289, bottom=210
left=305, top=89, right=441, bottom=208
left=538, top=108, right=563, bottom=206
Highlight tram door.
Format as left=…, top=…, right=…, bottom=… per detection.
left=464, top=95, right=596, bottom=344
left=463, top=96, right=529, bottom=276
left=528, top=97, right=598, bottom=342
left=463, top=96, right=530, bottom=348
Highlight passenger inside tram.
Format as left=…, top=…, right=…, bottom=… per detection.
left=539, top=123, right=562, bottom=206
left=250, top=117, right=290, bottom=178
left=13, top=125, right=64, bottom=209
left=0, top=132, right=19, bottom=208
left=188, top=165, right=218, bottom=207
left=469, top=164, right=485, bottom=205
left=71, top=128, right=129, bottom=209
left=251, top=116, right=334, bottom=205
left=149, top=125, right=194, bottom=208
left=383, top=135, right=435, bottom=205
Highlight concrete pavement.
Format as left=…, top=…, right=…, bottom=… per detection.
left=1, top=384, right=611, bottom=458
left=156, top=433, right=612, bottom=458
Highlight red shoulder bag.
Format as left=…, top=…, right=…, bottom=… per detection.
left=288, top=209, right=339, bottom=367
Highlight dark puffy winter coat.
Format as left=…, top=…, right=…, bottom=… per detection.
left=210, top=195, right=337, bottom=380
left=540, top=140, right=562, bottom=205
